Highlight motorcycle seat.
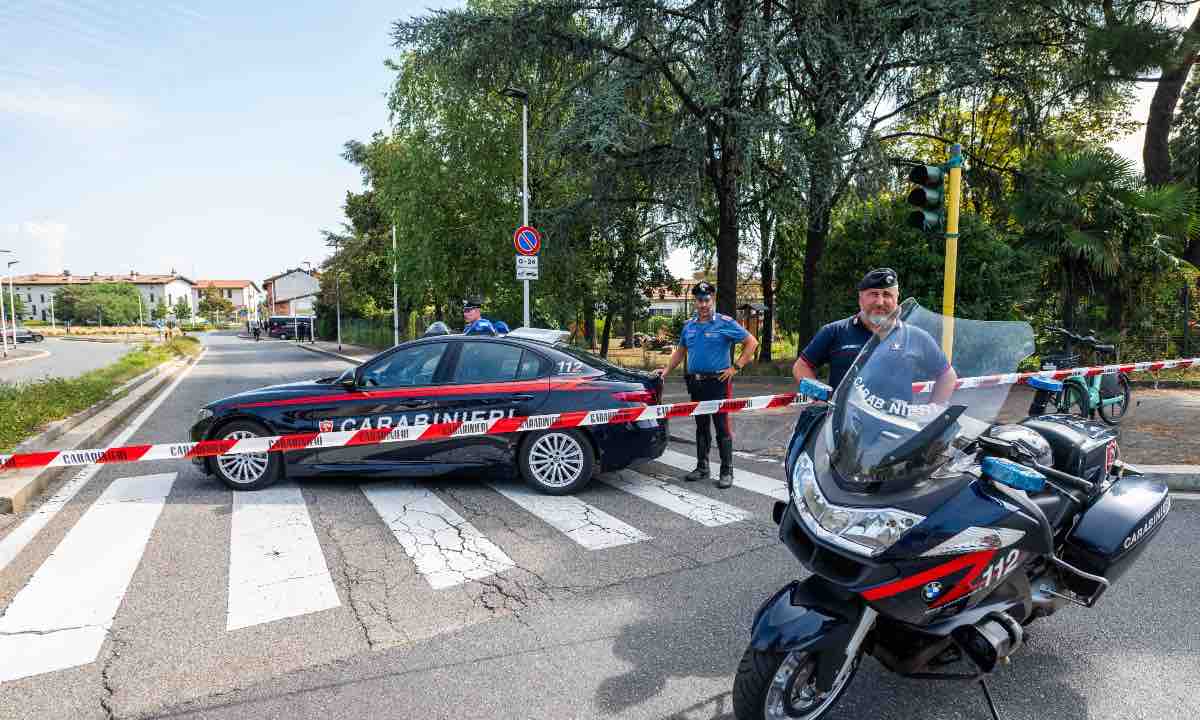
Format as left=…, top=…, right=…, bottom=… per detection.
left=1031, top=491, right=1073, bottom=530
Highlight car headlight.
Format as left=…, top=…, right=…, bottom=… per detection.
left=197, top=408, right=214, bottom=421
left=791, top=452, right=924, bottom=557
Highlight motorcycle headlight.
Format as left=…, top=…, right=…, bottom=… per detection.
left=197, top=408, right=214, bottom=421
left=790, top=453, right=924, bottom=557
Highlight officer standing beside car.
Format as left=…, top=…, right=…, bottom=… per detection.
left=655, top=281, right=759, bottom=488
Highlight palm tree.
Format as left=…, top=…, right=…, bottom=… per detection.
left=1013, top=147, right=1196, bottom=331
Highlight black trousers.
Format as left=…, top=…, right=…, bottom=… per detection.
left=686, top=374, right=733, bottom=470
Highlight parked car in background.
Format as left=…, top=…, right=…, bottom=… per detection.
left=12, top=327, right=44, bottom=343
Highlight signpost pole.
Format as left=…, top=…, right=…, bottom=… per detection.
left=521, top=99, right=530, bottom=329
left=392, top=224, right=399, bottom=347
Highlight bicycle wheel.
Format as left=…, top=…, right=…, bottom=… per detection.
left=1098, top=373, right=1132, bottom=425
left=1055, top=383, right=1089, bottom=418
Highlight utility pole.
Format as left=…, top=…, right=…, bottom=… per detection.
left=503, top=86, right=531, bottom=328
left=392, top=223, right=399, bottom=346
left=0, top=249, right=9, bottom=357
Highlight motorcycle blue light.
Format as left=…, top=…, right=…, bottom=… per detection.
left=1027, top=376, right=1063, bottom=393
left=982, top=457, right=1046, bottom=493
left=798, top=378, right=833, bottom=401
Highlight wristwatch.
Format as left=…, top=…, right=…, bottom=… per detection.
left=733, top=362, right=744, bottom=371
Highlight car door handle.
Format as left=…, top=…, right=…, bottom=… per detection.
left=398, top=399, right=433, bottom=409
left=509, top=395, right=534, bottom=402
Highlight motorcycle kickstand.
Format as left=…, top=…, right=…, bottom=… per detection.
left=978, top=678, right=1002, bottom=720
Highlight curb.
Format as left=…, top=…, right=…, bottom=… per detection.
left=0, top=354, right=199, bottom=514
left=0, top=349, right=51, bottom=367
left=295, top=343, right=368, bottom=365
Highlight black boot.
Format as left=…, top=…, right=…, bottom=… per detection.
left=716, top=437, right=734, bottom=488
left=685, top=458, right=710, bottom=482
left=688, top=419, right=712, bottom=481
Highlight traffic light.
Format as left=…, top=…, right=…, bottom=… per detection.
left=906, top=164, right=944, bottom=231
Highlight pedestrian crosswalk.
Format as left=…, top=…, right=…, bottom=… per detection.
left=0, top=455, right=786, bottom=684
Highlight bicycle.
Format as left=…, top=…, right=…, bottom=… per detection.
left=1028, top=326, right=1132, bottom=425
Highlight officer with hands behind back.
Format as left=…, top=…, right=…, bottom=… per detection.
left=655, top=281, right=759, bottom=489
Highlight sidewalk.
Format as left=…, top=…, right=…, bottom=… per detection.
left=667, top=379, right=1200, bottom=489
left=293, top=339, right=378, bottom=364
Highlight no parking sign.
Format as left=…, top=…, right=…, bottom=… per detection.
left=513, top=226, right=541, bottom=256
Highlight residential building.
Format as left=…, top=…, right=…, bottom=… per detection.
left=192, top=280, right=264, bottom=323
left=645, top=275, right=775, bottom=340
left=262, top=268, right=319, bottom=316
left=6, top=271, right=196, bottom=323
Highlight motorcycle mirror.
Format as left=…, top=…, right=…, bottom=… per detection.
left=798, top=378, right=833, bottom=402
left=983, top=457, right=1046, bottom=493
left=1027, top=376, right=1063, bottom=393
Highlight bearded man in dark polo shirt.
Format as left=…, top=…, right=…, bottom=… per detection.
left=792, top=268, right=958, bottom=404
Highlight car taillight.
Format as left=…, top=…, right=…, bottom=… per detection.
left=613, top=390, right=655, bottom=404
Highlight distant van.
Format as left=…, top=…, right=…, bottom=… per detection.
left=266, top=316, right=314, bottom=340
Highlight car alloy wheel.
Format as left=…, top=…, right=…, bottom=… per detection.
left=519, top=429, right=594, bottom=494
left=212, top=424, right=280, bottom=490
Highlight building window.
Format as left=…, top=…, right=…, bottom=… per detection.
left=40, top=294, right=45, bottom=303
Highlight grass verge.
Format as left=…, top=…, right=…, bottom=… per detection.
left=0, top=337, right=200, bottom=452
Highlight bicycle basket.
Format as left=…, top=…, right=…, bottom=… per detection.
left=1040, top=353, right=1080, bottom=371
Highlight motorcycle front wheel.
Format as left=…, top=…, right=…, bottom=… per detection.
left=733, top=646, right=860, bottom=720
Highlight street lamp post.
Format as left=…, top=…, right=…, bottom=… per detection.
left=7, top=260, right=19, bottom=344
left=0, top=249, right=10, bottom=356
left=392, top=224, right=399, bottom=346
left=325, top=236, right=343, bottom=351
left=502, top=86, right=531, bottom=329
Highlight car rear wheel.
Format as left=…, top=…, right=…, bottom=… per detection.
left=211, top=421, right=281, bottom=491
left=518, top=430, right=594, bottom=495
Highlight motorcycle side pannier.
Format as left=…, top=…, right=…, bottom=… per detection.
left=1061, top=478, right=1171, bottom=595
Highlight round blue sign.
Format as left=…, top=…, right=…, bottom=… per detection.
left=514, top=226, right=541, bottom=255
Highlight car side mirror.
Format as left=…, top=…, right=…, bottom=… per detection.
left=338, top=368, right=359, bottom=391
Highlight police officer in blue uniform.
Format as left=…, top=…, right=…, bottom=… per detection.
left=462, top=296, right=498, bottom=336
left=656, top=281, right=759, bottom=488
left=793, top=268, right=957, bottom=404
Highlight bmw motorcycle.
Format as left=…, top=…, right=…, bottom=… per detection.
left=733, top=300, right=1171, bottom=720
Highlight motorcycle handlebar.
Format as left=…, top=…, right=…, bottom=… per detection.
left=1031, top=461, right=1095, bottom=495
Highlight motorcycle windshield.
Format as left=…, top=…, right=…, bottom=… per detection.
left=828, top=300, right=1034, bottom=494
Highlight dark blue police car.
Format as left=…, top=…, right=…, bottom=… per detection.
left=191, top=329, right=668, bottom=494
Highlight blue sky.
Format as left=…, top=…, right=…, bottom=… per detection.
left=0, top=2, right=1191, bottom=287
left=0, top=0, right=462, bottom=284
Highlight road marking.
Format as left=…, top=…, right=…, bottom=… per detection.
left=0, top=351, right=205, bottom=575
left=226, top=484, right=340, bottom=631
left=1171, top=492, right=1200, bottom=502
left=0, top=473, right=176, bottom=682
left=656, top=449, right=789, bottom=501
left=599, top=470, right=753, bottom=526
left=361, top=482, right=515, bottom=589
left=488, top=481, right=651, bottom=550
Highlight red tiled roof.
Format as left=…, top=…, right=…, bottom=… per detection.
left=10, top=273, right=194, bottom=286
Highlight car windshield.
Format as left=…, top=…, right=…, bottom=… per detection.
left=828, top=300, right=1034, bottom=493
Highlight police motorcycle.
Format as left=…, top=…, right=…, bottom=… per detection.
left=733, top=300, right=1171, bottom=720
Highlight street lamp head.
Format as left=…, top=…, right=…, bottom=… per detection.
left=501, top=86, right=528, bottom=101
left=7, top=260, right=17, bottom=268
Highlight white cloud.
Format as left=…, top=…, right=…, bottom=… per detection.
left=0, top=89, right=135, bottom=130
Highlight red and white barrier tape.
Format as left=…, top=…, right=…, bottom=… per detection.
left=1, top=357, right=1196, bottom=473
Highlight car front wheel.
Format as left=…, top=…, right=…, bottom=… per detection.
left=518, top=430, right=595, bottom=494
left=211, top=421, right=281, bottom=491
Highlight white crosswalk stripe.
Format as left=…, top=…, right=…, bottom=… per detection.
left=487, top=480, right=651, bottom=549
left=0, top=473, right=176, bottom=682
left=655, top=448, right=789, bottom=501
left=360, top=482, right=516, bottom=589
left=226, top=484, right=340, bottom=631
left=599, top=470, right=753, bottom=526
left=0, top=457, right=776, bottom=682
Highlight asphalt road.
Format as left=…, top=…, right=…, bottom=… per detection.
left=0, top=332, right=1195, bottom=720
left=0, top=337, right=134, bottom=384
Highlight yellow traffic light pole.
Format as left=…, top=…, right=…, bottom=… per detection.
left=941, top=144, right=964, bottom=360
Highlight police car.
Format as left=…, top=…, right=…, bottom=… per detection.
left=190, top=329, right=668, bottom=494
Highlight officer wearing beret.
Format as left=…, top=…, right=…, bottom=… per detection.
left=462, top=297, right=497, bottom=336
left=792, top=268, right=957, bottom=404
left=656, top=281, right=759, bottom=488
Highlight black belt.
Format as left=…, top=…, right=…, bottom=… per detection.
left=686, top=372, right=727, bottom=380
